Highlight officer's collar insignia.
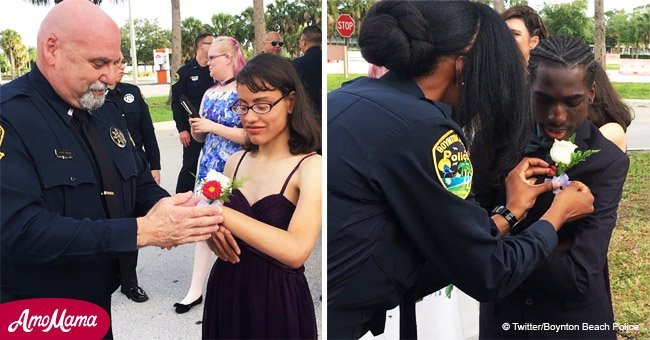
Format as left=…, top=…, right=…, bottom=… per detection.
left=432, top=130, right=472, bottom=199
left=123, top=93, right=135, bottom=103
left=110, top=127, right=127, bottom=148
left=0, top=125, right=5, bottom=160
left=54, top=149, right=75, bottom=160
left=190, top=76, right=199, bottom=81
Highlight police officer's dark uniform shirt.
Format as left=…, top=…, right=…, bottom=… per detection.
left=106, top=82, right=161, bottom=170
left=0, top=66, right=169, bottom=304
left=327, top=72, right=560, bottom=338
left=291, top=46, right=322, bottom=121
left=480, top=119, right=629, bottom=339
left=171, top=58, right=213, bottom=193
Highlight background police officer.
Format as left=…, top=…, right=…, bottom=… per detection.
left=171, top=33, right=214, bottom=194
left=105, top=53, right=163, bottom=303
left=0, top=1, right=222, bottom=336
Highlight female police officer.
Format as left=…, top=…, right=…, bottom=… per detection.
left=327, top=1, right=595, bottom=338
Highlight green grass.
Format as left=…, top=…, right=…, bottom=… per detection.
left=612, top=83, right=650, bottom=100
left=329, top=74, right=650, bottom=100
left=607, top=64, right=620, bottom=71
left=610, top=151, right=650, bottom=339
left=327, top=73, right=365, bottom=92
left=145, top=96, right=173, bottom=123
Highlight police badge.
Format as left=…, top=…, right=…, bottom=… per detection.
left=123, top=93, right=135, bottom=103
left=109, top=127, right=127, bottom=148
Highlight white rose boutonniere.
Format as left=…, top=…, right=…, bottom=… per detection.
left=549, top=139, right=577, bottom=165
left=545, top=134, right=600, bottom=194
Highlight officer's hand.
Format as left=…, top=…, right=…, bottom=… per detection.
left=151, top=170, right=161, bottom=184
left=542, top=181, right=594, bottom=231
left=136, top=192, right=222, bottom=248
left=505, top=157, right=554, bottom=221
left=179, top=131, right=191, bottom=148
left=189, top=117, right=217, bottom=135
left=208, top=226, right=241, bottom=263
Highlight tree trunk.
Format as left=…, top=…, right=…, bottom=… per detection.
left=492, top=0, right=505, bottom=14
left=253, top=0, right=266, bottom=54
left=9, top=50, right=16, bottom=80
left=594, top=0, right=606, bottom=67
left=169, top=0, right=181, bottom=104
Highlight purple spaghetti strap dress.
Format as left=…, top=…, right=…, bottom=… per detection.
left=202, top=152, right=318, bottom=340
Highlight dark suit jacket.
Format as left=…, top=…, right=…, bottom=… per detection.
left=480, top=119, right=629, bottom=339
left=291, top=46, right=322, bottom=122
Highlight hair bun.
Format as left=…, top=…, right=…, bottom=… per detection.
left=359, top=1, right=436, bottom=78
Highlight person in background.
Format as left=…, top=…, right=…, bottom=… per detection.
left=292, top=26, right=322, bottom=119
left=0, top=1, right=222, bottom=337
left=480, top=36, right=629, bottom=340
left=204, top=53, right=321, bottom=340
left=105, top=52, right=162, bottom=303
left=501, top=5, right=548, bottom=65
left=588, top=63, right=634, bottom=153
left=174, top=36, right=247, bottom=314
left=262, top=31, right=284, bottom=56
left=172, top=33, right=215, bottom=194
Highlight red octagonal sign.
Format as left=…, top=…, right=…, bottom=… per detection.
left=336, top=14, right=355, bottom=38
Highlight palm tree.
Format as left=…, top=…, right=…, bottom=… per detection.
left=253, top=0, right=266, bottom=54
left=492, top=0, right=505, bottom=14
left=594, top=0, right=606, bottom=68
left=170, top=0, right=181, bottom=95
left=0, top=29, right=29, bottom=79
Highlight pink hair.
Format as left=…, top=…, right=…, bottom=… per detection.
left=214, top=36, right=247, bottom=75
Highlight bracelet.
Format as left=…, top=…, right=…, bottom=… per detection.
left=491, top=205, right=519, bottom=230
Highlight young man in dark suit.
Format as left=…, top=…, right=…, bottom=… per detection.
left=480, top=36, right=629, bottom=340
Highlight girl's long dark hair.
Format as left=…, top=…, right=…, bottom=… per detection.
left=235, top=54, right=321, bottom=154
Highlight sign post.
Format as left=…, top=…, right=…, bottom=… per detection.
left=336, top=14, right=355, bottom=78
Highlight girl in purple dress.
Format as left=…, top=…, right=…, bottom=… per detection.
left=202, top=53, right=321, bottom=339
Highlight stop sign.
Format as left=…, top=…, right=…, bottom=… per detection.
left=336, top=14, right=355, bottom=38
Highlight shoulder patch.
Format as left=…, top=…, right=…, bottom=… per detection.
left=431, top=130, right=472, bottom=199
left=172, top=72, right=180, bottom=84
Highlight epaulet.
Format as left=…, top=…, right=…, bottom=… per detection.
left=0, top=80, right=31, bottom=105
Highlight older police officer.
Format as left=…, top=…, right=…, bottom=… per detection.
left=327, top=2, right=596, bottom=338
left=0, top=0, right=221, bottom=336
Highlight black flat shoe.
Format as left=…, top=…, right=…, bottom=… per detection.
left=121, top=286, right=149, bottom=303
left=173, top=295, right=203, bottom=314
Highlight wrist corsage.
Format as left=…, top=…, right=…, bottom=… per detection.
left=195, top=169, right=244, bottom=206
left=546, top=135, right=599, bottom=194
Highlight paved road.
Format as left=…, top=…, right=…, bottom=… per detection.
left=111, top=120, right=322, bottom=339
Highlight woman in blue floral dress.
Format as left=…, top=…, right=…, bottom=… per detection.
left=173, top=36, right=247, bottom=313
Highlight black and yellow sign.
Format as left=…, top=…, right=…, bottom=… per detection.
left=431, top=130, right=472, bottom=199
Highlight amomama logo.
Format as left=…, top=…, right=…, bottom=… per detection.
left=0, top=298, right=109, bottom=339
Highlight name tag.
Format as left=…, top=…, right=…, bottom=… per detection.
left=54, top=149, right=75, bottom=160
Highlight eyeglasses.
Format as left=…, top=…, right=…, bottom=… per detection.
left=230, top=93, right=289, bottom=115
left=265, top=40, right=284, bottom=47
left=208, top=53, right=228, bottom=61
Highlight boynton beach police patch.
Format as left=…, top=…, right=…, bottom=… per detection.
left=431, top=130, right=472, bottom=199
